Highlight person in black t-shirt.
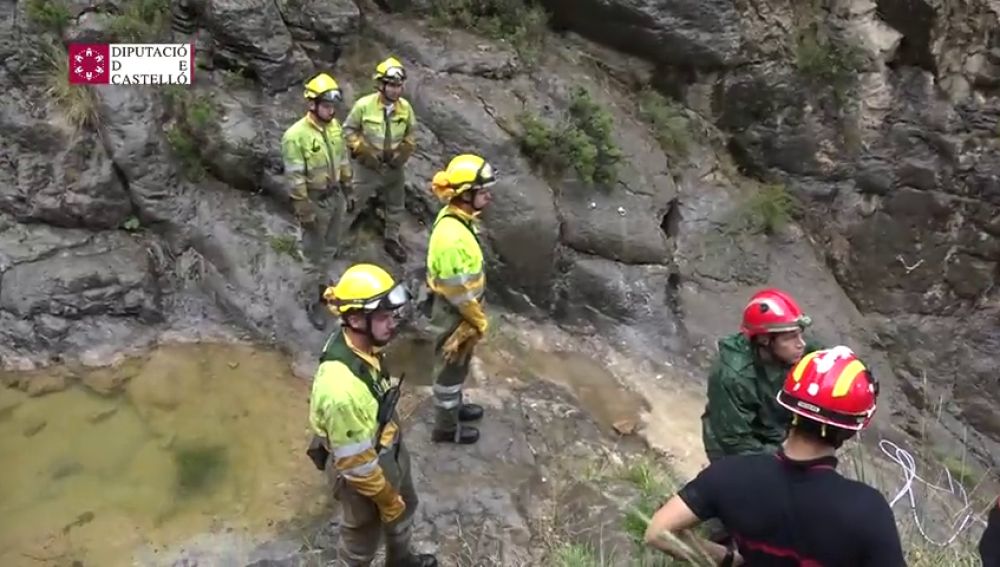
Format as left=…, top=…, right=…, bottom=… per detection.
left=982, top=496, right=1000, bottom=567
left=644, top=346, right=906, bottom=567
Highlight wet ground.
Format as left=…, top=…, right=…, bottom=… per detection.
left=0, top=343, right=328, bottom=567
left=0, top=326, right=669, bottom=567
left=385, top=331, right=648, bottom=440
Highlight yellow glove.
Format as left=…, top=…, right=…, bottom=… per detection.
left=292, top=198, right=316, bottom=225
left=339, top=164, right=353, bottom=186
left=388, top=138, right=415, bottom=169
left=457, top=299, right=489, bottom=336
left=442, top=321, right=481, bottom=363
left=370, top=483, right=406, bottom=523
left=352, top=141, right=382, bottom=170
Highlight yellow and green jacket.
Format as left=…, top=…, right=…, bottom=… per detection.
left=426, top=205, right=487, bottom=333
left=280, top=114, right=350, bottom=201
left=309, top=330, right=400, bottom=497
left=342, top=93, right=416, bottom=161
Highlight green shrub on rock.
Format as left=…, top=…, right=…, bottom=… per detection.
left=518, top=88, right=623, bottom=185
left=428, top=0, right=548, bottom=63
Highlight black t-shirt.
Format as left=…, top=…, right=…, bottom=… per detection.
left=981, top=499, right=1000, bottom=567
left=678, top=451, right=906, bottom=567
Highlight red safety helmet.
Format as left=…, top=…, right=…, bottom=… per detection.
left=776, top=346, right=878, bottom=431
left=740, top=288, right=811, bottom=338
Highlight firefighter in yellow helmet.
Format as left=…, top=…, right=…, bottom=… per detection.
left=281, top=72, right=354, bottom=330
left=424, top=154, right=497, bottom=445
left=308, top=263, right=438, bottom=567
left=342, top=57, right=417, bottom=264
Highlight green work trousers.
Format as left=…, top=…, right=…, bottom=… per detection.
left=331, top=440, right=420, bottom=567
left=352, top=162, right=405, bottom=243
left=429, top=297, right=474, bottom=433
left=301, top=187, right=347, bottom=283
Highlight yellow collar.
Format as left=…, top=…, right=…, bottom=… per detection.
left=445, top=204, right=480, bottom=223
left=306, top=113, right=334, bottom=131
left=343, top=330, right=381, bottom=372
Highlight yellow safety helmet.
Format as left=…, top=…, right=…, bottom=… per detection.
left=430, top=154, right=497, bottom=202
left=304, top=72, right=343, bottom=103
left=373, top=57, right=406, bottom=85
left=323, top=263, right=409, bottom=315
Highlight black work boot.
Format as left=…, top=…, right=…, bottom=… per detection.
left=392, top=553, right=438, bottom=567
left=458, top=403, right=484, bottom=422
left=384, top=239, right=408, bottom=263
left=431, top=425, right=480, bottom=445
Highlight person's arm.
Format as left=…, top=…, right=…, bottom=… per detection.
left=342, top=101, right=381, bottom=169
left=644, top=495, right=739, bottom=564
left=334, top=124, right=352, bottom=187
left=389, top=102, right=416, bottom=168
left=979, top=497, right=1000, bottom=567
left=706, top=364, right=765, bottom=456
left=280, top=131, right=308, bottom=201
left=644, top=464, right=743, bottom=564
left=342, top=102, right=363, bottom=153
left=859, top=495, right=907, bottom=567
left=429, top=238, right=488, bottom=335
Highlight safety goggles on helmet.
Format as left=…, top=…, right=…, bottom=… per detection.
left=766, top=314, right=812, bottom=333
left=381, top=66, right=405, bottom=84
left=314, top=89, right=342, bottom=104
left=458, top=160, right=497, bottom=196
left=474, top=160, right=497, bottom=188
left=337, top=283, right=410, bottom=313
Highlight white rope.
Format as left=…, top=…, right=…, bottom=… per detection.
left=878, top=439, right=987, bottom=547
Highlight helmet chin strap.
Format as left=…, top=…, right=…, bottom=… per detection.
left=378, top=83, right=400, bottom=102
left=460, top=189, right=486, bottom=213
left=344, top=312, right=392, bottom=349
left=310, top=103, right=333, bottom=123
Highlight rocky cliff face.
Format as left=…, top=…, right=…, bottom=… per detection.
left=1, top=0, right=997, bottom=477
left=540, top=0, right=1000, bottom=467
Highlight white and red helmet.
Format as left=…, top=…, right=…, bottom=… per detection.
left=776, top=346, right=878, bottom=431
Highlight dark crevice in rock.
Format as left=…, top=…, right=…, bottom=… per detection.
left=665, top=268, right=682, bottom=323
left=876, top=0, right=937, bottom=73
left=110, top=161, right=139, bottom=221
left=660, top=197, right=680, bottom=240
left=725, top=136, right=766, bottom=180
left=649, top=64, right=697, bottom=98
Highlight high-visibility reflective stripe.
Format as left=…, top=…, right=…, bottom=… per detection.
left=831, top=359, right=867, bottom=398
left=430, top=273, right=485, bottom=294
left=332, top=439, right=373, bottom=458
left=436, top=272, right=482, bottom=286
left=434, top=397, right=461, bottom=409
left=342, top=459, right=378, bottom=478
left=792, top=351, right=820, bottom=382
left=284, top=163, right=306, bottom=173
left=433, top=383, right=463, bottom=395
left=445, top=290, right=483, bottom=307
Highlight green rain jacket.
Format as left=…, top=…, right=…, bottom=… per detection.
left=701, top=332, right=823, bottom=460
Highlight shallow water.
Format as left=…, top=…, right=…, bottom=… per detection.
left=0, top=342, right=329, bottom=567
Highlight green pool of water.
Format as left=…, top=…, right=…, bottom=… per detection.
left=0, top=342, right=329, bottom=567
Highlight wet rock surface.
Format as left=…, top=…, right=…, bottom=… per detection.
left=532, top=0, right=1000, bottom=470
left=133, top=333, right=651, bottom=567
